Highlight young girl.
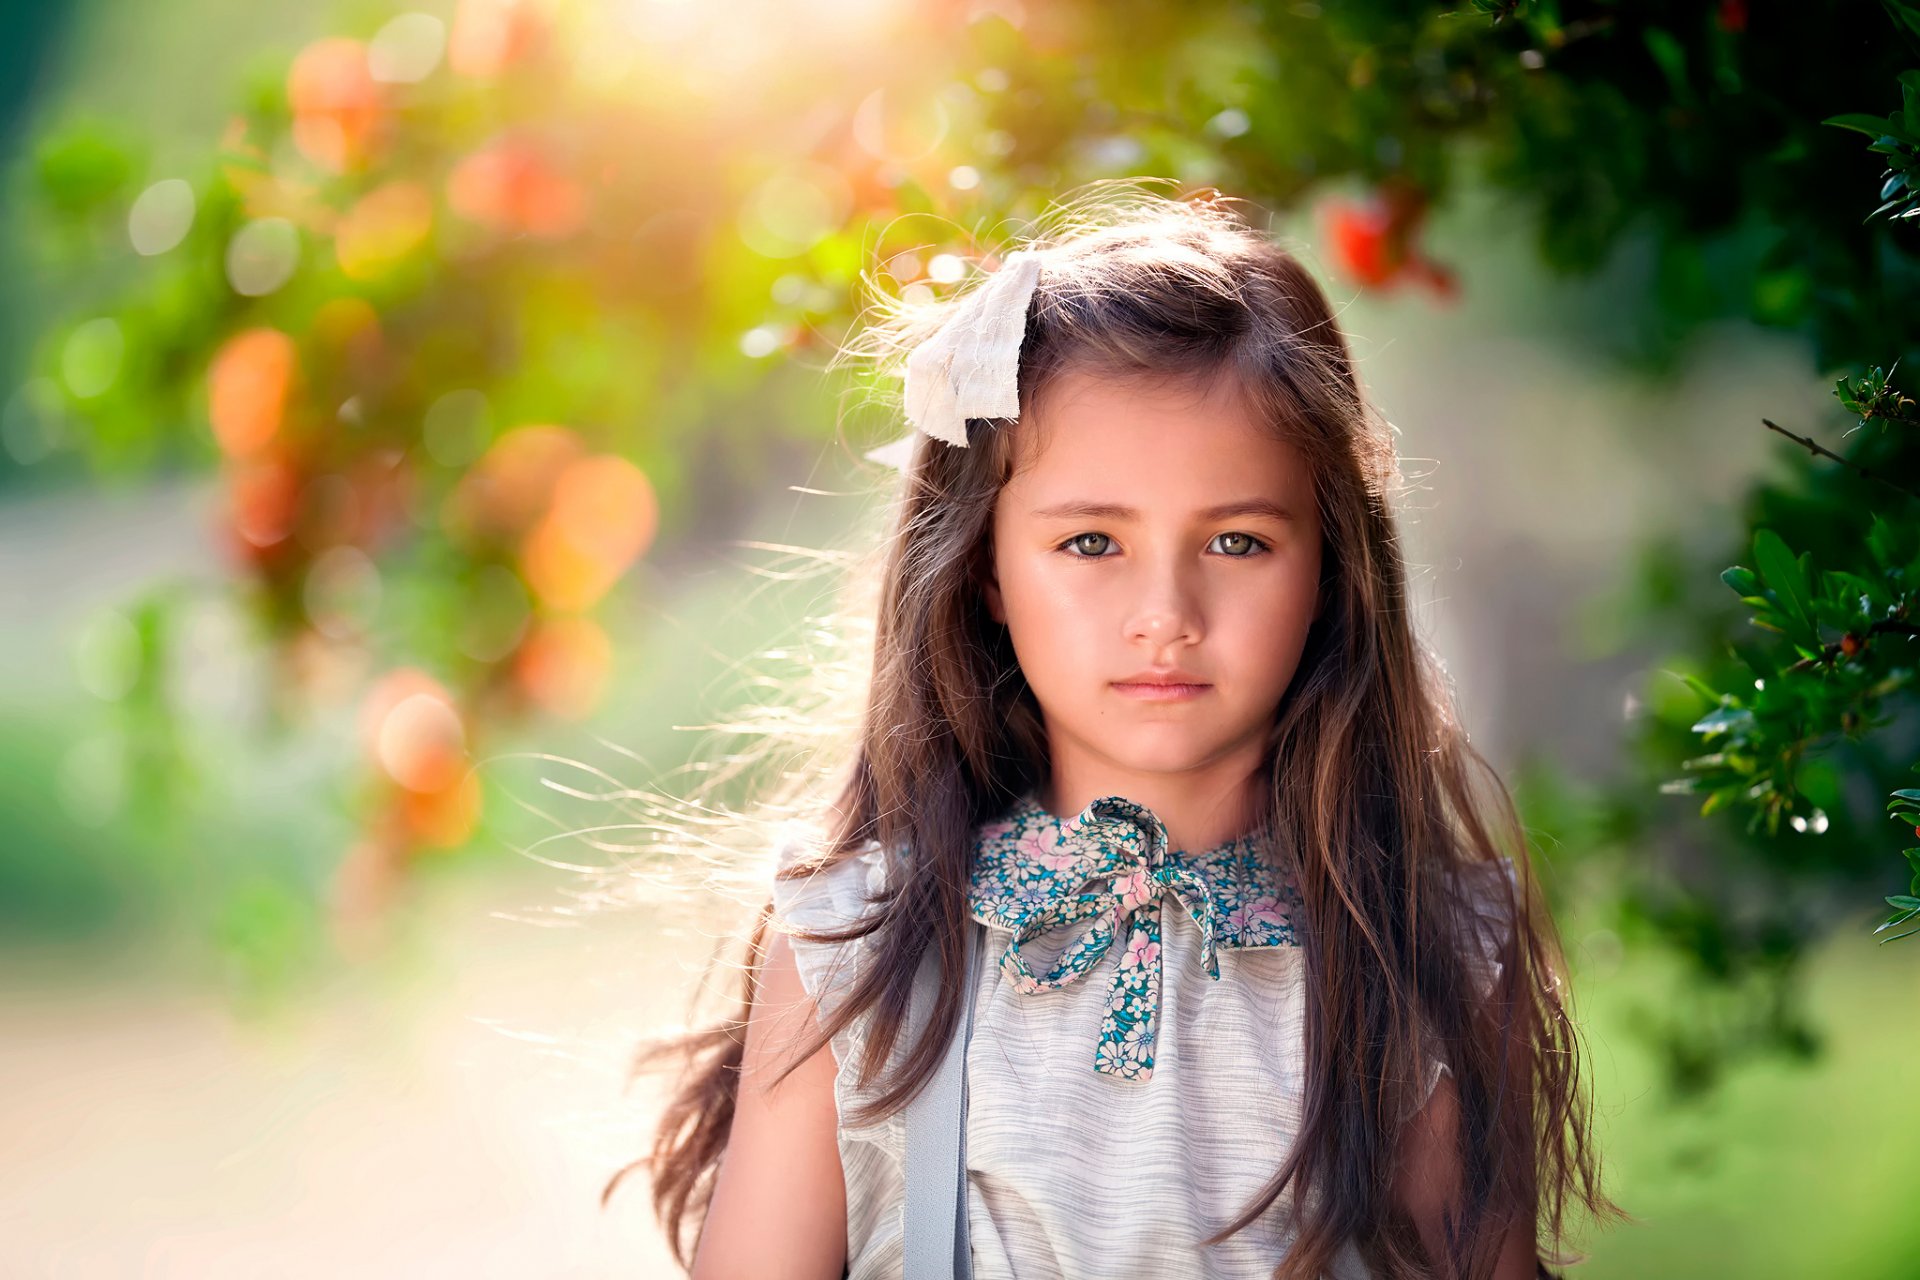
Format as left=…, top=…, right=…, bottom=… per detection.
left=623, top=185, right=1618, bottom=1279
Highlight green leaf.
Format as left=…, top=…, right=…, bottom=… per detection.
left=1692, top=706, right=1753, bottom=737
left=1867, top=513, right=1915, bottom=569
left=1875, top=898, right=1920, bottom=937
left=1642, top=28, right=1689, bottom=99
left=1753, top=528, right=1813, bottom=635
left=1824, top=112, right=1892, bottom=136
left=1678, top=673, right=1725, bottom=705
left=1823, top=569, right=1881, bottom=616
left=1729, top=640, right=1779, bottom=680
left=1720, top=565, right=1758, bottom=596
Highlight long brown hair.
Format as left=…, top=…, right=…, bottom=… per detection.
left=609, top=180, right=1622, bottom=1278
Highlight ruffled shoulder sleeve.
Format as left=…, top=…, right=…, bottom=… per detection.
left=1454, top=855, right=1521, bottom=1001
left=767, top=836, right=891, bottom=1022
left=1416, top=855, right=1524, bottom=1114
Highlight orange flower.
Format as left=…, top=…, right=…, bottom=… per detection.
left=1322, top=198, right=1402, bottom=288
left=1319, top=187, right=1458, bottom=302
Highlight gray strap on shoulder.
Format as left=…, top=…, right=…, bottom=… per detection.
left=902, top=919, right=985, bottom=1280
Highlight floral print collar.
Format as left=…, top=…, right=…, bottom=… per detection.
left=967, top=792, right=1304, bottom=1082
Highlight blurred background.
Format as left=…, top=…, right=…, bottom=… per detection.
left=4, top=1, right=1919, bottom=1276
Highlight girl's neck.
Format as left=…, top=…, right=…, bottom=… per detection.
left=1039, top=768, right=1261, bottom=856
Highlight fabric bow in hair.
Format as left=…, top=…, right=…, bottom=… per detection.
left=864, top=248, right=1044, bottom=469
left=967, top=793, right=1304, bottom=1082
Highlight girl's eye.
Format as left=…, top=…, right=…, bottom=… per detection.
left=1212, top=531, right=1270, bottom=557
left=1061, top=532, right=1115, bottom=557
left=1057, top=531, right=1272, bottom=558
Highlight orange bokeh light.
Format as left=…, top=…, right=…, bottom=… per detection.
left=518, top=453, right=657, bottom=611
left=358, top=669, right=468, bottom=794
left=227, top=449, right=304, bottom=551
left=395, top=768, right=484, bottom=848
left=448, top=138, right=585, bottom=238
left=209, top=328, right=298, bottom=458
left=447, top=0, right=546, bottom=78
left=512, top=614, right=612, bottom=719
left=287, top=38, right=386, bottom=174
left=443, top=423, right=585, bottom=545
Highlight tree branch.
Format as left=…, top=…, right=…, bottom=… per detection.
left=1762, top=418, right=1920, bottom=505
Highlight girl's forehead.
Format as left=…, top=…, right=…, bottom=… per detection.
left=1005, top=369, right=1312, bottom=505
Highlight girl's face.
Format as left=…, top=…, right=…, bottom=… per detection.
left=984, top=365, right=1323, bottom=803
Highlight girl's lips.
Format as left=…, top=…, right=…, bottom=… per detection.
left=1110, top=681, right=1212, bottom=702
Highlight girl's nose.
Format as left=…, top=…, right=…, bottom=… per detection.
left=1124, top=562, right=1204, bottom=647
left=1130, top=610, right=1196, bottom=647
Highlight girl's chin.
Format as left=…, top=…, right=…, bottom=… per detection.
left=1089, top=740, right=1248, bottom=777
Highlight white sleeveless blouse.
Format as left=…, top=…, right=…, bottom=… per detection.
left=767, top=792, right=1514, bottom=1280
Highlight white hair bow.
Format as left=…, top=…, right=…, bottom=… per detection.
left=863, top=248, right=1044, bottom=469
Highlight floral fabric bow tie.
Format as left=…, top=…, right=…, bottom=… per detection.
left=966, top=793, right=1304, bottom=1081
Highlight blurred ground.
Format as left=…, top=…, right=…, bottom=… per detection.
left=1, top=865, right=683, bottom=1278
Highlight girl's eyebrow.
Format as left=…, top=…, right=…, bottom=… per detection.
left=1027, top=498, right=1297, bottom=523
